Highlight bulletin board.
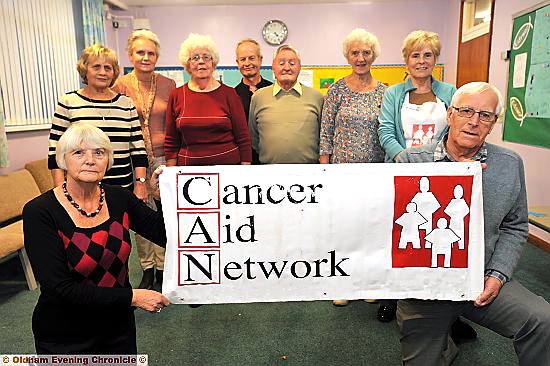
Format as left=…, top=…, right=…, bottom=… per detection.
left=303, top=65, right=444, bottom=95
left=503, top=1, right=550, bottom=149
left=124, top=64, right=445, bottom=94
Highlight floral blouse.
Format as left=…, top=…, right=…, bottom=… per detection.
left=320, top=78, right=386, bottom=164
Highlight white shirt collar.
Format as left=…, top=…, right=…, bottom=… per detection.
left=273, top=81, right=302, bottom=96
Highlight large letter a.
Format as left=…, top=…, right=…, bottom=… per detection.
left=184, top=216, right=215, bottom=244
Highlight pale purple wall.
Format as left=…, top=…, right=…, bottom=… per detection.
left=107, top=1, right=449, bottom=68
left=0, top=130, right=49, bottom=175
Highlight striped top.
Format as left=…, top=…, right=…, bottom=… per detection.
left=48, top=91, right=148, bottom=188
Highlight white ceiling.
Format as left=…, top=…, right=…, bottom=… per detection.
left=123, top=0, right=383, bottom=6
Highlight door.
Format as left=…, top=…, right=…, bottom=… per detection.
left=456, top=0, right=495, bottom=87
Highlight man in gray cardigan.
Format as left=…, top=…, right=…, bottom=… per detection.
left=396, top=82, right=550, bottom=365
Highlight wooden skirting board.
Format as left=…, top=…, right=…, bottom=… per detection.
left=528, top=233, right=550, bottom=253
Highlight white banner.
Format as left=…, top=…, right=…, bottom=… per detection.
left=159, top=163, right=484, bottom=304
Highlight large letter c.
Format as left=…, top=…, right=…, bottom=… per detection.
left=182, top=177, right=213, bottom=205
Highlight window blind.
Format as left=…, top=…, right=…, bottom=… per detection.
left=0, top=0, right=80, bottom=131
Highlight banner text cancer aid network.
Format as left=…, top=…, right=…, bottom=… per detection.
left=176, top=174, right=350, bottom=282
left=162, top=163, right=485, bottom=303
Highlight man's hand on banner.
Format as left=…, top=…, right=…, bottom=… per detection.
left=474, top=276, right=503, bottom=307
left=150, top=165, right=166, bottom=200
left=132, top=289, right=171, bottom=313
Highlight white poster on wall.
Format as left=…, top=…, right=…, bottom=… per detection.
left=159, top=163, right=484, bottom=305
left=513, top=52, right=528, bottom=88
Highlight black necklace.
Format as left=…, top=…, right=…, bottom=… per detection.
left=62, top=181, right=105, bottom=218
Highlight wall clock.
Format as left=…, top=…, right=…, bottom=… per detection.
left=262, top=20, right=288, bottom=46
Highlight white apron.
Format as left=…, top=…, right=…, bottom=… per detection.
left=401, top=92, right=448, bottom=149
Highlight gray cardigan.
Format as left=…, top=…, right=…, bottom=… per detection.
left=399, top=142, right=528, bottom=279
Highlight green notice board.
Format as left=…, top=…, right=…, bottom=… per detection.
left=504, top=2, right=550, bottom=149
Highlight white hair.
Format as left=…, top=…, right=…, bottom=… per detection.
left=236, top=38, right=262, bottom=58
left=451, top=82, right=504, bottom=118
left=178, top=33, right=220, bottom=72
left=127, top=29, right=161, bottom=57
left=56, top=123, right=114, bottom=170
left=342, top=28, right=381, bottom=59
left=272, top=44, right=301, bottom=62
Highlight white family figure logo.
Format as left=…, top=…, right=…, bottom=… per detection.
left=444, top=184, right=470, bottom=249
left=395, top=177, right=470, bottom=268
left=412, top=124, right=436, bottom=147
left=410, top=176, right=440, bottom=230
left=395, top=202, right=427, bottom=249
left=424, top=218, right=461, bottom=268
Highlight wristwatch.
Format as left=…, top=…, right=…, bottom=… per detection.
left=136, top=177, right=146, bottom=183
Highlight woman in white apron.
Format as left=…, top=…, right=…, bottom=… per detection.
left=378, top=30, right=455, bottom=163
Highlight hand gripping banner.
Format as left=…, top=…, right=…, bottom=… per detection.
left=159, top=163, right=484, bottom=304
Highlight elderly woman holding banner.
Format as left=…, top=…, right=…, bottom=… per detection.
left=24, top=123, right=169, bottom=354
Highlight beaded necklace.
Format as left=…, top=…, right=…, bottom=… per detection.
left=131, top=71, right=157, bottom=165
left=131, top=71, right=157, bottom=124
left=62, top=181, right=105, bottom=218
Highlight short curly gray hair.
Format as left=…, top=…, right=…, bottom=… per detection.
left=272, top=44, right=301, bottom=61
left=342, top=28, right=381, bottom=60
left=178, top=33, right=220, bottom=73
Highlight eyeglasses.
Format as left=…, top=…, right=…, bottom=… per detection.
left=349, top=50, right=372, bottom=59
left=189, top=54, right=213, bottom=63
left=452, top=106, right=498, bottom=124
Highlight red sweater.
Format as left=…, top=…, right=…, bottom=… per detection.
left=165, top=83, right=252, bottom=165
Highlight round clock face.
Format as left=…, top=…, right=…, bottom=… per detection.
left=262, top=20, right=288, bottom=46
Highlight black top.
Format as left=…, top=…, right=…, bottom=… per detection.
left=23, top=185, right=166, bottom=343
left=234, top=76, right=272, bottom=164
left=234, top=77, right=273, bottom=122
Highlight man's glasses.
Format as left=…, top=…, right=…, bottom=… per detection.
left=452, top=106, right=498, bottom=124
left=189, top=54, right=213, bottom=63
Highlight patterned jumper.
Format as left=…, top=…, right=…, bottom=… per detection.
left=23, top=185, right=166, bottom=354
left=320, top=79, right=386, bottom=163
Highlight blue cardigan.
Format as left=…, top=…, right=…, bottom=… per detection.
left=378, top=77, right=456, bottom=162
